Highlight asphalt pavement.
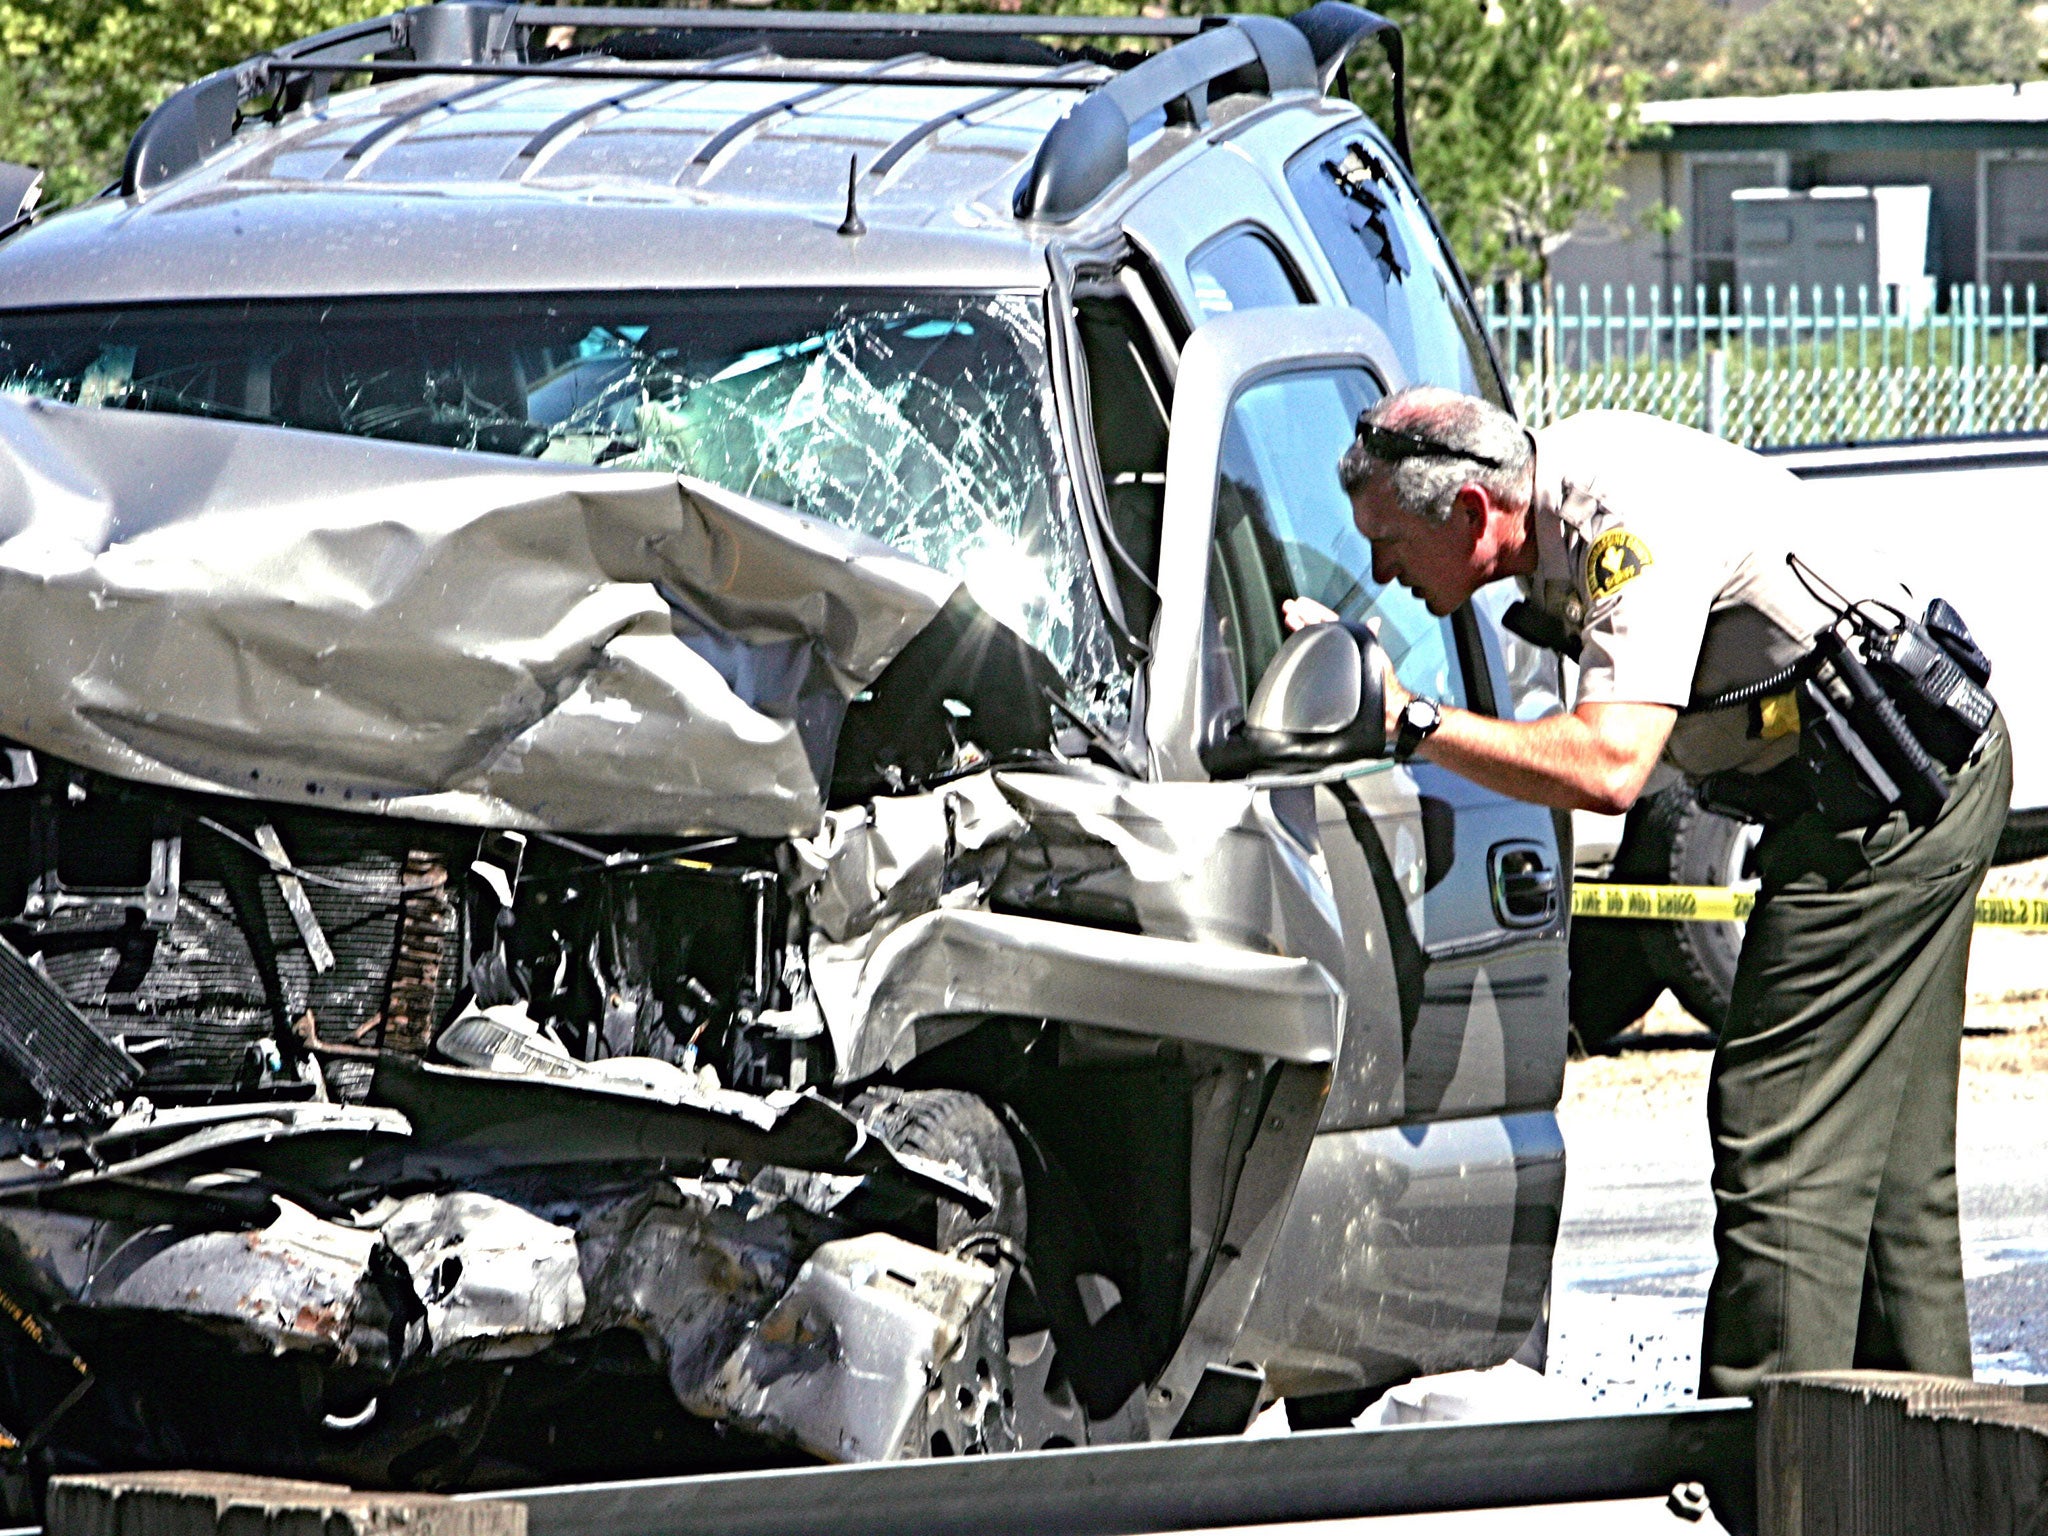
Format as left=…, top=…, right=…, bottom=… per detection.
left=1546, top=925, right=2048, bottom=1407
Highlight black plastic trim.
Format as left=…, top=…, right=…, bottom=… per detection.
left=1014, top=18, right=1318, bottom=222
left=1289, top=2, right=1409, bottom=167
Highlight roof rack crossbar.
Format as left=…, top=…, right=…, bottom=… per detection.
left=514, top=6, right=1209, bottom=40
left=689, top=52, right=931, bottom=170
left=333, top=74, right=520, bottom=175
left=117, top=5, right=1402, bottom=205
left=1013, top=16, right=1316, bottom=222
left=866, top=60, right=1097, bottom=183
left=507, top=72, right=716, bottom=175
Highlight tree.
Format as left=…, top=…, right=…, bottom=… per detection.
left=1347, top=0, right=1647, bottom=280
left=1716, top=0, right=2043, bottom=95
left=0, top=1, right=385, bottom=207
left=1592, top=0, right=1728, bottom=100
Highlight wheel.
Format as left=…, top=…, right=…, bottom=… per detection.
left=1631, top=782, right=1761, bottom=1034
left=1568, top=915, right=1664, bottom=1053
left=850, top=1088, right=1092, bottom=1454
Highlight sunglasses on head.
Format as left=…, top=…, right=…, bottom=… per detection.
left=1350, top=417, right=1512, bottom=471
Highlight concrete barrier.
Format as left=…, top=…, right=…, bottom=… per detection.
left=46, top=1471, right=524, bottom=1536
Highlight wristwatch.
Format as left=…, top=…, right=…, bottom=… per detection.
left=1394, top=696, right=1443, bottom=763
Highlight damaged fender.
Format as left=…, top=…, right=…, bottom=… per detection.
left=829, top=909, right=1343, bottom=1080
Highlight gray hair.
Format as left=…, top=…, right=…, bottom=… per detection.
left=1337, top=386, right=1532, bottom=525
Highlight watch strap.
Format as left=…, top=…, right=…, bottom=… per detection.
left=1394, top=697, right=1442, bottom=762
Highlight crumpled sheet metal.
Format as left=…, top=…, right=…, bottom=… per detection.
left=380, top=1191, right=585, bottom=1360
left=578, top=1180, right=819, bottom=1406
left=834, top=909, right=1344, bottom=1080
left=0, top=1189, right=584, bottom=1367
left=794, top=770, right=1348, bottom=1080
left=0, top=396, right=956, bottom=837
left=699, top=1232, right=999, bottom=1463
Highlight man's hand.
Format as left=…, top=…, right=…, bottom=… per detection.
left=1282, top=595, right=1341, bottom=632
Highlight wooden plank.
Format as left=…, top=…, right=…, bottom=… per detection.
left=46, top=1472, right=525, bottom=1536
left=1759, top=1371, right=2048, bottom=1535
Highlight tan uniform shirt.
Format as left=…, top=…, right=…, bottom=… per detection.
left=1518, top=410, right=1892, bottom=778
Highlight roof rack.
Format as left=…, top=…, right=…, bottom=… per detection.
left=119, top=1, right=1411, bottom=217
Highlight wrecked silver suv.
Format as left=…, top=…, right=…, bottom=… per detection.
left=0, top=0, right=1569, bottom=1492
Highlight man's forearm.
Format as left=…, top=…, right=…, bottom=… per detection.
left=1412, top=705, right=1671, bottom=814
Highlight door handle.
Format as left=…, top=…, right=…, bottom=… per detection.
left=1488, top=841, right=1557, bottom=927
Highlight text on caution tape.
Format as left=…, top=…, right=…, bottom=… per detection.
left=1573, top=882, right=2048, bottom=931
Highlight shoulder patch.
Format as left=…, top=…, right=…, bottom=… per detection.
left=1584, top=528, right=1652, bottom=600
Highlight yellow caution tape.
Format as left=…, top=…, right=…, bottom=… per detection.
left=1573, top=882, right=2048, bottom=931
left=1572, top=882, right=1754, bottom=923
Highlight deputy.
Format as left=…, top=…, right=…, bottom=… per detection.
left=1327, top=386, right=2009, bottom=1400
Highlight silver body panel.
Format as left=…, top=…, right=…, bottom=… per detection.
left=0, top=30, right=1569, bottom=1454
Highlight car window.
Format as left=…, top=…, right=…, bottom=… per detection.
left=1186, top=227, right=1306, bottom=321
left=1208, top=365, right=1470, bottom=714
left=1285, top=129, right=1507, bottom=407
left=1472, top=580, right=1566, bottom=721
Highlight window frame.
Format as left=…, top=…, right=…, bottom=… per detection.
left=1198, top=359, right=1488, bottom=737
left=1183, top=222, right=1314, bottom=322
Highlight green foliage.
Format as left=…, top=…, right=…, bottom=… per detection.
left=1592, top=0, right=1727, bottom=99
left=0, top=0, right=385, bottom=206
left=1348, top=0, right=1645, bottom=280
left=1592, top=0, right=2045, bottom=102
left=1716, top=0, right=2043, bottom=94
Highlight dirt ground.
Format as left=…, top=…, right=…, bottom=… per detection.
left=1550, top=859, right=2048, bottom=1403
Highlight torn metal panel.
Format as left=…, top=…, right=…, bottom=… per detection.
left=792, top=773, right=1025, bottom=947
left=379, top=1192, right=585, bottom=1360
left=80, top=1198, right=383, bottom=1359
left=989, top=773, right=1346, bottom=964
left=698, top=1233, right=1004, bottom=1463
left=364, top=1058, right=985, bottom=1212
left=578, top=1181, right=823, bottom=1405
left=825, top=908, right=1344, bottom=1080
left=0, top=397, right=955, bottom=838
left=0, top=1103, right=414, bottom=1212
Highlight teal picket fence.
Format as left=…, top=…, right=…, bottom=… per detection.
left=1482, top=284, right=2048, bottom=447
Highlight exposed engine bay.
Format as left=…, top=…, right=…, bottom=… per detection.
left=0, top=403, right=1346, bottom=1501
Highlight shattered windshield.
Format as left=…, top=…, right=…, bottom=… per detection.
left=0, top=290, right=1124, bottom=710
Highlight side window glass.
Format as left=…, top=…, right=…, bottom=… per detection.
left=1285, top=131, right=1508, bottom=408
left=1472, top=579, right=1565, bottom=721
left=1186, top=227, right=1306, bottom=321
left=1207, top=366, right=1470, bottom=713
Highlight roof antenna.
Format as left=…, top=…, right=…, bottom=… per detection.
left=837, top=155, right=866, bottom=238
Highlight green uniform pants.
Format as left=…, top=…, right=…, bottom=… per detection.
left=1699, top=714, right=2011, bottom=1401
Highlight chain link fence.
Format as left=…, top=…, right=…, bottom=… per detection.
left=1484, top=284, right=2048, bottom=446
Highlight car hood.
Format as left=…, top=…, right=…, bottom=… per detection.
left=0, top=397, right=958, bottom=837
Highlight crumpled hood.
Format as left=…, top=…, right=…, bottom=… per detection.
left=0, top=397, right=959, bottom=837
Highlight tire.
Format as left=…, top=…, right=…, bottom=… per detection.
left=850, top=1087, right=1036, bottom=1455
left=1631, top=782, right=1761, bottom=1034
left=1567, top=916, right=1664, bottom=1053
left=850, top=1086, right=1027, bottom=1254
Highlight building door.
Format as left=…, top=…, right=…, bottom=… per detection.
left=1982, top=152, right=2048, bottom=299
left=1691, top=154, right=1783, bottom=305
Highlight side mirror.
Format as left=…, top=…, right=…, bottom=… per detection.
left=1203, top=622, right=1388, bottom=778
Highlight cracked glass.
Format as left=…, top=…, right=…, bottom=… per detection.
left=0, top=290, right=1125, bottom=715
